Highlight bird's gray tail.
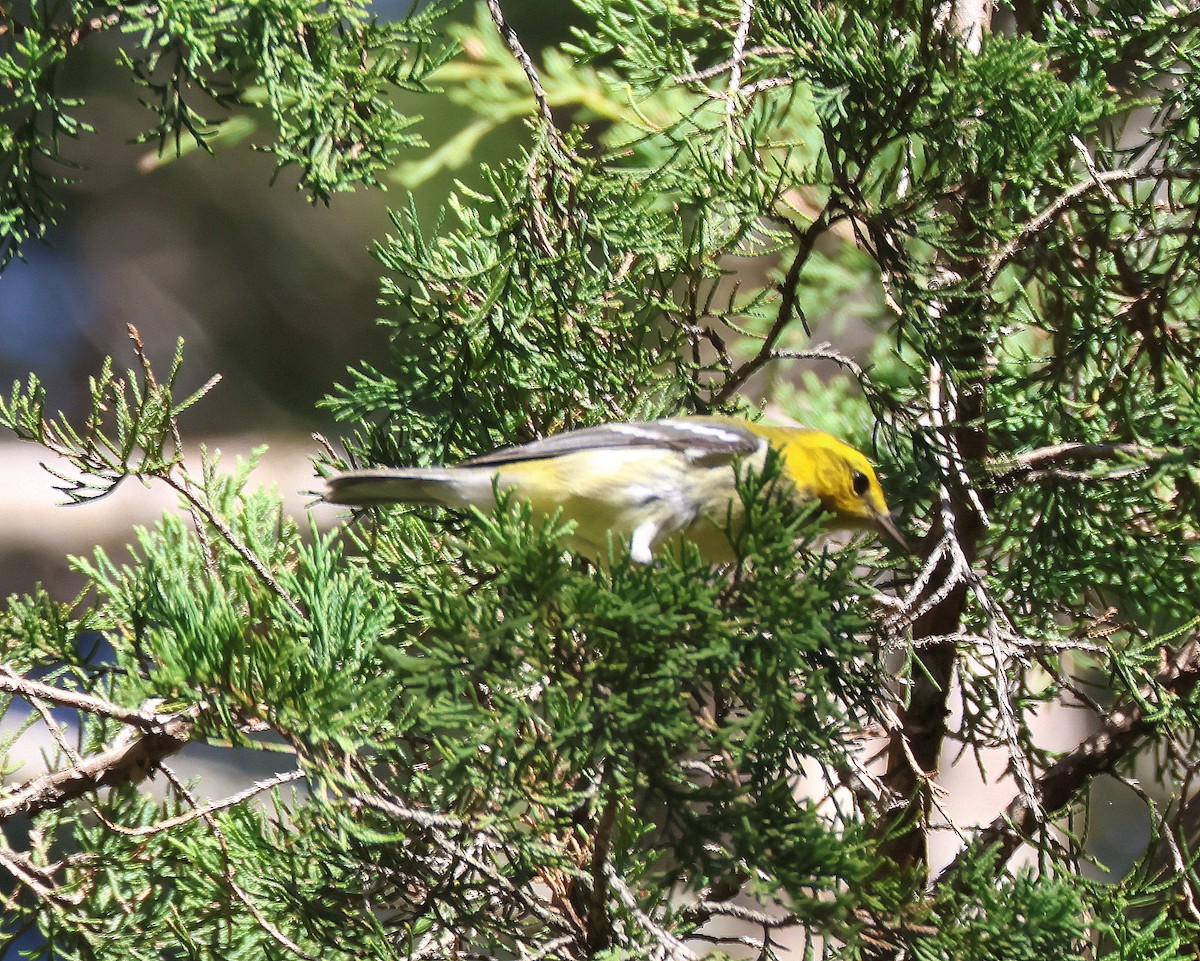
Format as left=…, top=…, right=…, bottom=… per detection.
left=324, top=467, right=494, bottom=509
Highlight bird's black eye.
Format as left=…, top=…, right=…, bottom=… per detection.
left=852, top=470, right=870, bottom=496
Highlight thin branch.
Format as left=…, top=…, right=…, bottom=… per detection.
left=991, top=441, right=1159, bottom=485
left=159, top=474, right=303, bottom=618
left=892, top=631, right=1108, bottom=655
left=981, top=164, right=1200, bottom=286
left=27, top=694, right=83, bottom=765
left=879, top=348, right=988, bottom=870
left=683, top=899, right=797, bottom=928
left=0, top=664, right=161, bottom=731
left=673, top=45, right=791, bottom=84
left=1071, top=135, right=1122, bottom=207
left=352, top=792, right=472, bottom=831
left=722, top=0, right=756, bottom=173
left=714, top=343, right=869, bottom=406
left=126, top=324, right=217, bottom=574
left=604, top=861, right=698, bottom=961
left=97, top=769, right=305, bottom=837
left=726, top=0, right=755, bottom=100
left=741, top=74, right=796, bottom=96
left=158, top=763, right=322, bottom=961
left=428, top=824, right=571, bottom=933
left=519, top=935, right=575, bottom=960
left=1121, top=776, right=1200, bottom=926
left=709, top=213, right=835, bottom=405
left=484, top=0, right=560, bottom=146
left=353, top=786, right=574, bottom=934
left=937, top=635, right=1200, bottom=884
left=0, top=847, right=83, bottom=914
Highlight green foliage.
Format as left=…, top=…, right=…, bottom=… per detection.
left=0, top=0, right=457, bottom=266
left=325, top=152, right=700, bottom=466
left=918, top=849, right=1089, bottom=961
left=4, top=0, right=1200, bottom=959
left=0, top=334, right=214, bottom=501
left=331, top=463, right=888, bottom=942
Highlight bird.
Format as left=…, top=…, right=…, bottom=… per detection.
left=324, top=416, right=904, bottom=563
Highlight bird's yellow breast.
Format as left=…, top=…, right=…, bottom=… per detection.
left=490, top=447, right=754, bottom=561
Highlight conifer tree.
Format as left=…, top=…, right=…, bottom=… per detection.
left=3, top=1, right=1200, bottom=958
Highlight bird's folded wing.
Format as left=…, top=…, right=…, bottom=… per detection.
left=461, top=418, right=763, bottom=468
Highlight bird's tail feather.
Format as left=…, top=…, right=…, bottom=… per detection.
left=325, top=467, right=494, bottom=509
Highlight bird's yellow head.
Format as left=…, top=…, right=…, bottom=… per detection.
left=749, top=425, right=906, bottom=547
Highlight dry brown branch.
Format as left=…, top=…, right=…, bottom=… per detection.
left=708, top=212, right=839, bottom=405
left=0, top=714, right=194, bottom=823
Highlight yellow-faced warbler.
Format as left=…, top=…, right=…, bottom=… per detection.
left=325, top=416, right=905, bottom=562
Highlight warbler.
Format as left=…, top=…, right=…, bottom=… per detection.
left=325, top=417, right=904, bottom=562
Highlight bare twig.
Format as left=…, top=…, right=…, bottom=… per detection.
left=520, top=935, right=575, bottom=960
left=98, top=769, right=305, bottom=837
left=481, top=2, right=576, bottom=261
left=722, top=0, right=756, bottom=173
left=354, top=787, right=574, bottom=935
left=484, top=0, right=560, bottom=146
left=126, top=324, right=217, bottom=574
left=741, top=74, right=796, bottom=96
left=1120, top=776, right=1200, bottom=926
left=352, top=792, right=471, bottom=831
left=159, top=474, right=303, bottom=618
left=0, top=847, right=83, bottom=914
left=0, top=664, right=162, bottom=731
left=727, top=0, right=755, bottom=103
left=673, top=45, right=791, bottom=84
left=158, top=763, right=322, bottom=961
left=604, top=861, right=698, bottom=961
left=428, top=825, right=571, bottom=933
left=879, top=322, right=989, bottom=871
left=709, top=213, right=836, bottom=405
left=27, top=694, right=83, bottom=765
left=1071, top=135, right=1122, bottom=206
left=683, top=899, right=797, bottom=928
left=981, top=164, right=1200, bottom=286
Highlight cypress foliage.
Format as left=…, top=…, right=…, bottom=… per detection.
left=3, top=1, right=1200, bottom=958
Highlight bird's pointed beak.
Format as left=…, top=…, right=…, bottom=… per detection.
left=873, top=510, right=909, bottom=553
